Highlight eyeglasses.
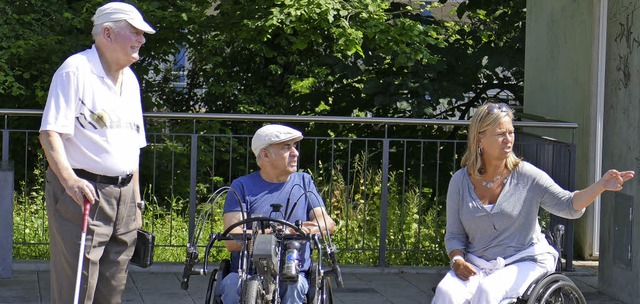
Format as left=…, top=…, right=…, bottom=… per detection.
left=486, top=103, right=510, bottom=114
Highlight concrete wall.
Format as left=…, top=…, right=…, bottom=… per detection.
left=0, top=161, right=14, bottom=278
left=524, top=0, right=601, bottom=259
left=599, top=0, right=640, bottom=302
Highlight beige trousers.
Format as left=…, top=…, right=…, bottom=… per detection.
left=45, top=168, right=137, bottom=304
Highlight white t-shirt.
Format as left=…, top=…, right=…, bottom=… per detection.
left=40, top=45, right=146, bottom=176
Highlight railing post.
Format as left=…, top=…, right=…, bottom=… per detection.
left=2, top=128, right=8, bottom=163
left=0, top=127, right=13, bottom=278
left=378, top=137, right=390, bottom=267
left=188, top=135, right=198, bottom=244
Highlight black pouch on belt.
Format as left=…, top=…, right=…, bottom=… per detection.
left=131, top=229, right=155, bottom=268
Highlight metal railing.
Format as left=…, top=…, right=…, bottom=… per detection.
left=1, top=109, right=578, bottom=267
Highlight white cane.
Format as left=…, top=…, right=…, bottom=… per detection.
left=74, top=197, right=91, bottom=304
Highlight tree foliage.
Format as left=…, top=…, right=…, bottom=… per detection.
left=0, top=0, right=213, bottom=111
left=432, top=0, right=526, bottom=120
left=186, top=0, right=445, bottom=119
left=1, top=0, right=525, bottom=121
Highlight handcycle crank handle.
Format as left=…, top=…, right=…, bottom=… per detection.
left=180, top=267, right=205, bottom=290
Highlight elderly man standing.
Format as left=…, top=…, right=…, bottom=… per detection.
left=220, top=124, right=336, bottom=304
left=39, top=2, right=155, bottom=303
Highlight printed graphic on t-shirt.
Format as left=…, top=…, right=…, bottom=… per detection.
left=90, top=111, right=109, bottom=128
left=76, top=98, right=142, bottom=134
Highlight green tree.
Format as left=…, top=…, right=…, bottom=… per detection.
left=431, top=0, right=526, bottom=120
left=0, top=0, right=212, bottom=110
left=187, top=0, right=445, bottom=120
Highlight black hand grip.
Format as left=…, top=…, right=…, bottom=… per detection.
left=553, top=224, right=565, bottom=252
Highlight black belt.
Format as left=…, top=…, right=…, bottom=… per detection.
left=74, top=169, right=133, bottom=187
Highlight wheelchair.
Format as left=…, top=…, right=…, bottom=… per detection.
left=510, top=224, right=586, bottom=304
left=180, top=187, right=343, bottom=304
left=433, top=224, right=586, bottom=304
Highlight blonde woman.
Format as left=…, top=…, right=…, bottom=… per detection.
left=432, top=103, right=634, bottom=303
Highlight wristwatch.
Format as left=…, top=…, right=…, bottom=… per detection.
left=136, top=201, right=146, bottom=211
left=450, top=255, right=464, bottom=270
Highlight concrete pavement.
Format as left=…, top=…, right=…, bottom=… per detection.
left=0, top=260, right=624, bottom=303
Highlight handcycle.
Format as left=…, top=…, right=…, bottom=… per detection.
left=180, top=187, right=343, bottom=303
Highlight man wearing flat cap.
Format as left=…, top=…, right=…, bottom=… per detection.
left=39, top=2, right=155, bottom=303
left=220, top=124, right=336, bottom=303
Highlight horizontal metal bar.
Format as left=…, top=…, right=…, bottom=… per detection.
left=0, top=109, right=579, bottom=129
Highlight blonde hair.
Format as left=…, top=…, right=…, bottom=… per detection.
left=460, top=102, right=521, bottom=179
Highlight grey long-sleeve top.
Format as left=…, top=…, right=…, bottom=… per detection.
left=445, top=161, right=585, bottom=261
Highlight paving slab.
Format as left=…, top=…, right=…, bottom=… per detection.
left=0, top=260, right=625, bottom=304
left=0, top=271, right=42, bottom=304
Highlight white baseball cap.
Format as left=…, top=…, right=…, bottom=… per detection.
left=251, top=124, right=303, bottom=157
left=92, top=2, right=156, bottom=34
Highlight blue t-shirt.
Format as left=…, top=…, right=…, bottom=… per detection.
left=224, top=171, right=326, bottom=273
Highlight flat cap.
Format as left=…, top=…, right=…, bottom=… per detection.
left=251, top=124, right=303, bottom=156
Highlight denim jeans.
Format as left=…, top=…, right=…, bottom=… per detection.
left=219, top=272, right=309, bottom=304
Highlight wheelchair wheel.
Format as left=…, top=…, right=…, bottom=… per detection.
left=207, top=259, right=231, bottom=304
left=307, top=262, right=333, bottom=304
left=241, top=277, right=265, bottom=304
left=526, top=274, right=585, bottom=304
left=537, top=280, right=586, bottom=304
left=205, top=269, right=218, bottom=304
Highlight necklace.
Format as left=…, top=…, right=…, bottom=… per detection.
left=481, top=170, right=507, bottom=189
left=481, top=175, right=500, bottom=188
